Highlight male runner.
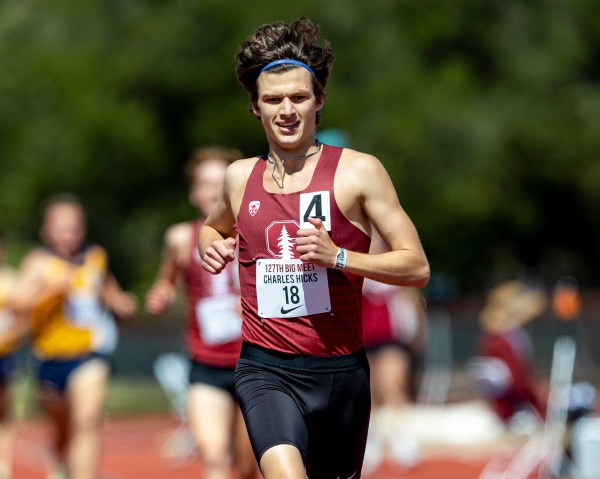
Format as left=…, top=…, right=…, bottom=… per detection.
left=200, top=17, right=429, bottom=479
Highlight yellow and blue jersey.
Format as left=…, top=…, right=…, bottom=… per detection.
left=30, top=245, right=117, bottom=360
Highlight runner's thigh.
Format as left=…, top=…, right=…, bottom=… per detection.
left=235, top=360, right=308, bottom=463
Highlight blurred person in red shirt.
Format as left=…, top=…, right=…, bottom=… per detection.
left=146, top=147, right=255, bottom=479
left=468, top=280, right=548, bottom=433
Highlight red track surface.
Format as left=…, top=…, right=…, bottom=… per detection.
left=11, top=415, right=522, bottom=479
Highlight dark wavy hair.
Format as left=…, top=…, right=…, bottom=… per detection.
left=235, top=17, right=335, bottom=124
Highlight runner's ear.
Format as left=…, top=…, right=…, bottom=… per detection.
left=250, top=102, right=261, bottom=118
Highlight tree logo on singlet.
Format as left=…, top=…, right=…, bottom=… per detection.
left=249, top=201, right=260, bottom=216
left=265, top=220, right=299, bottom=259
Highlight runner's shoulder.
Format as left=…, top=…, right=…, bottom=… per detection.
left=227, top=156, right=261, bottom=174
left=337, top=148, right=386, bottom=189
left=164, top=221, right=194, bottom=248
left=225, top=156, right=262, bottom=189
left=339, top=148, right=382, bottom=170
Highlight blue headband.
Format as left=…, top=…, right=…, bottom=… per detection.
left=259, top=59, right=315, bottom=76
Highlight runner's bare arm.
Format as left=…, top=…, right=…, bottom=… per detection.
left=199, top=161, right=241, bottom=274
left=10, top=250, right=67, bottom=318
left=101, top=272, right=138, bottom=320
left=145, top=223, right=189, bottom=315
left=297, top=151, right=429, bottom=287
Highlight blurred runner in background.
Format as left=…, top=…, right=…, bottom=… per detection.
left=0, top=231, right=26, bottom=479
left=11, top=194, right=138, bottom=479
left=146, top=147, right=256, bottom=479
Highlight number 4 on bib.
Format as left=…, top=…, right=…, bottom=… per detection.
left=300, top=191, right=331, bottom=231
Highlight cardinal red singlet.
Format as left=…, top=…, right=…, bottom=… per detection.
left=234, top=144, right=370, bottom=356
left=183, top=221, right=242, bottom=367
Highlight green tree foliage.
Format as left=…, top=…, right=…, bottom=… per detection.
left=1, top=0, right=599, bottom=293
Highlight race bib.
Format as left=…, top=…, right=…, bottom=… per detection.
left=256, top=259, right=331, bottom=318
left=66, top=292, right=107, bottom=326
left=195, top=294, right=242, bottom=344
left=299, top=191, right=331, bottom=231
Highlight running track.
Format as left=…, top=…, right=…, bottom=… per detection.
left=12, top=414, right=526, bottom=479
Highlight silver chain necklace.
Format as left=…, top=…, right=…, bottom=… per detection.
left=267, top=140, right=322, bottom=189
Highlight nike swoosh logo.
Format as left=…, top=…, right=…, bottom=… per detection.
left=336, top=471, right=358, bottom=479
left=280, top=304, right=303, bottom=315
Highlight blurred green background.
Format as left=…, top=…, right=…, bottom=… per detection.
left=3, top=0, right=600, bottom=292
left=2, top=0, right=600, bottom=410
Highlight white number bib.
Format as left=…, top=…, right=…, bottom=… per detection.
left=66, top=292, right=107, bottom=326
left=299, top=191, right=331, bottom=231
left=256, top=259, right=331, bottom=318
left=195, top=294, right=242, bottom=344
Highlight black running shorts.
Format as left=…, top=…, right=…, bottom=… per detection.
left=234, top=343, right=371, bottom=479
left=189, top=359, right=236, bottom=397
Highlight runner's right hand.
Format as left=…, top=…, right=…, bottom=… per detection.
left=201, top=237, right=236, bottom=274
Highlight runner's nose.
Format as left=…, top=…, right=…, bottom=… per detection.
left=280, top=97, right=295, bottom=116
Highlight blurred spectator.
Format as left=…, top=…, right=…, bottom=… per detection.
left=552, top=276, right=581, bottom=322
left=362, top=231, right=426, bottom=470
left=11, top=194, right=138, bottom=479
left=0, top=231, right=25, bottom=479
left=145, top=147, right=256, bottom=479
left=467, top=280, right=548, bottom=435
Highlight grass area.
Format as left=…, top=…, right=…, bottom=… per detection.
left=106, top=376, right=172, bottom=415
left=11, top=372, right=172, bottom=419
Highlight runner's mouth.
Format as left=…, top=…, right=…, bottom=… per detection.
left=277, top=121, right=300, bottom=130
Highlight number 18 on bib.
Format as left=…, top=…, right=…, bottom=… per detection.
left=256, top=259, right=331, bottom=318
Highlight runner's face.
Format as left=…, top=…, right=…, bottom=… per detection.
left=42, top=204, right=86, bottom=257
left=253, top=68, right=323, bottom=153
left=189, top=159, right=227, bottom=217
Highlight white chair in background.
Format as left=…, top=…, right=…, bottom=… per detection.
left=479, top=335, right=577, bottom=479
left=153, top=352, right=196, bottom=462
left=417, top=309, right=453, bottom=405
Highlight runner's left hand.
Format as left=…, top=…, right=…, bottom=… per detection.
left=295, top=217, right=338, bottom=268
